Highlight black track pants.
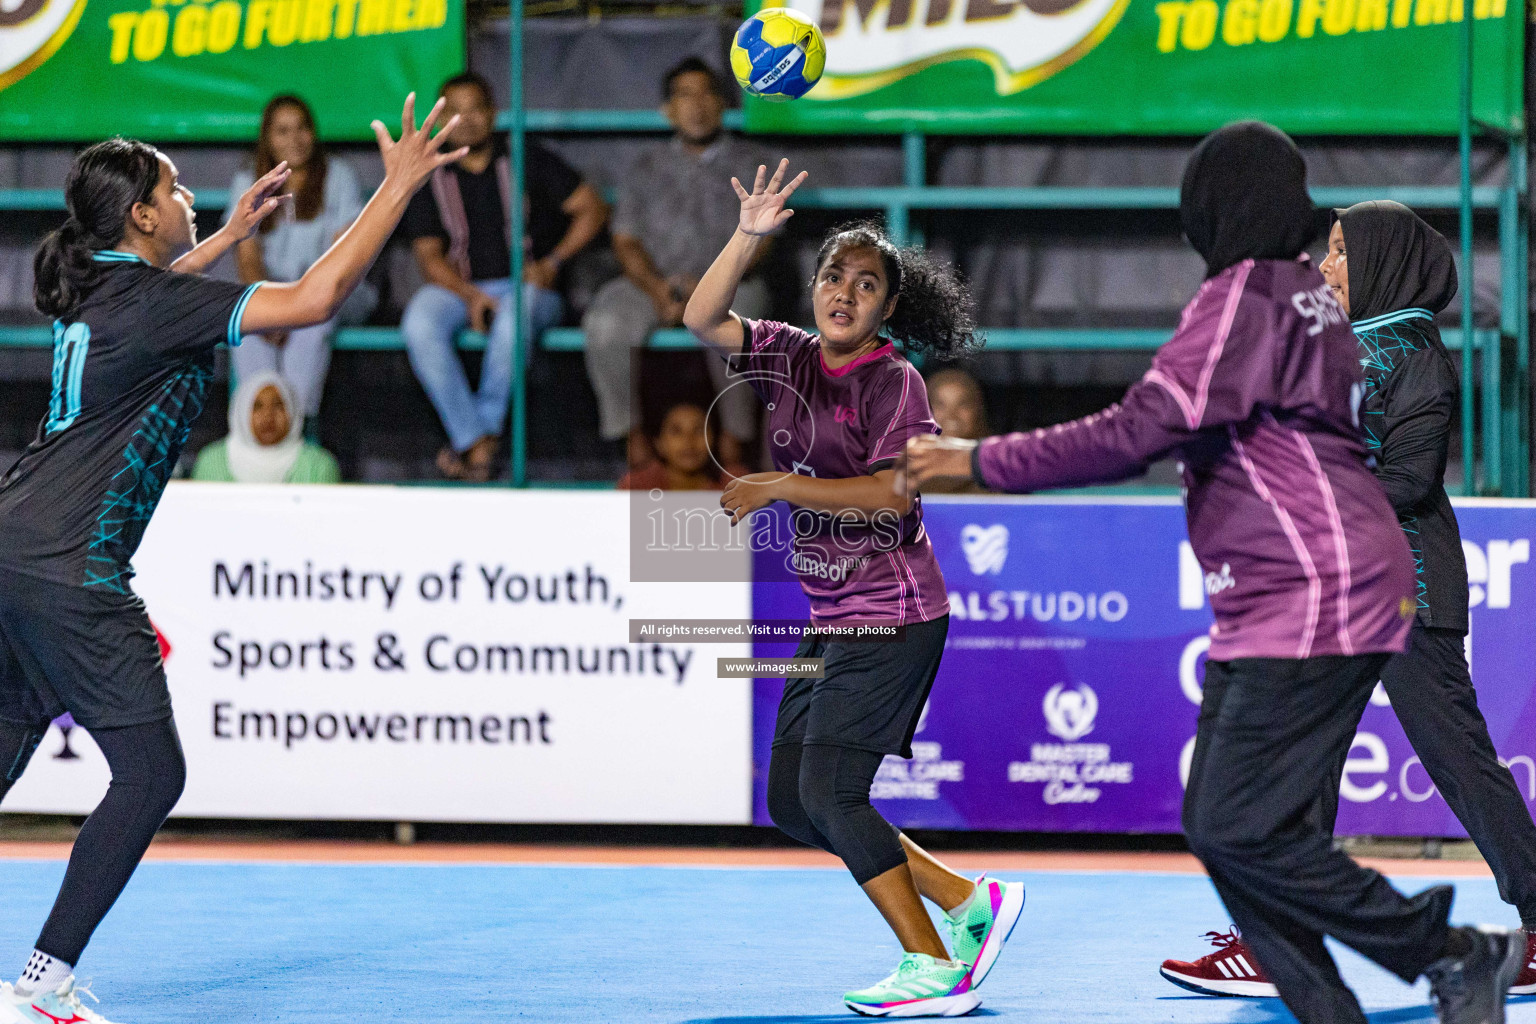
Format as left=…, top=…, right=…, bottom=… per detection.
left=1313, top=625, right=1536, bottom=930
left=1185, top=653, right=1452, bottom=1024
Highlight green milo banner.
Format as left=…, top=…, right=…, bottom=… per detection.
left=0, top=0, right=464, bottom=140
left=744, top=0, right=1525, bottom=134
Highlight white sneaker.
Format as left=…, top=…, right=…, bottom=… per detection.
left=8, top=976, right=122, bottom=1024
left=0, top=983, right=24, bottom=1024
left=844, top=952, right=981, bottom=1017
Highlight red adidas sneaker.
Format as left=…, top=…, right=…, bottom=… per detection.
left=1159, top=927, right=1279, bottom=997
left=1511, top=929, right=1536, bottom=996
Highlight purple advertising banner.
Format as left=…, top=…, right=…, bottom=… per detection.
left=751, top=497, right=1536, bottom=837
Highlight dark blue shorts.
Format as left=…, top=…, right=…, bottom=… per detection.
left=0, top=564, right=172, bottom=730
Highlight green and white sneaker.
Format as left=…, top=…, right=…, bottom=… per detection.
left=944, top=875, right=1026, bottom=988
left=843, top=952, right=979, bottom=1017
left=7, top=976, right=120, bottom=1024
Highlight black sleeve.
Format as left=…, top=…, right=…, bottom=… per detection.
left=1374, top=347, right=1457, bottom=513
left=526, top=143, right=581, bottom=210
left=400, top=184, right=446, bottom=243
left=145, top=271, right=263, bottom=359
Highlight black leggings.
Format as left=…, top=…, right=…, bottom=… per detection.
left=767, top=741, right=907, bottom=885
left=0, top=720, right=48, bottom=798
left=0, top=717, right=186, bottom=965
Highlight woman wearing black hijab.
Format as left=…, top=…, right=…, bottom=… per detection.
left=1326, top=201, right=1536, bottom=983
left=1160, top=199, right=1536, bottom=1003
left=900, top=123, right=1525, bottom=1024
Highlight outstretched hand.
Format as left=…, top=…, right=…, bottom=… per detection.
left=893, top=435, right=979, bottom=501
left=225, top=162, right=293, bottom=242
left=372, top=93, right=469, bottom=196
left=733, top=159, right=807, bottom=237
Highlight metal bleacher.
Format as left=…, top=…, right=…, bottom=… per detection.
left=1, top=107, right=1528, bottom=492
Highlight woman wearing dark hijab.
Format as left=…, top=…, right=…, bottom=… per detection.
left=1327, top=201, right=1536, bottom=981
left=898, top=122, right=1525, bottom=1024
left=1156, top=199, right=1536, bottom=1001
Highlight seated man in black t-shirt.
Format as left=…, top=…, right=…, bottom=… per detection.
left=400, top=71, right=607, bottom=480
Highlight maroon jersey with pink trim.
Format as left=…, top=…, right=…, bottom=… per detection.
left=974, top=258, right=1415, bottom=661
left=740, top=319, right=949, bottom=626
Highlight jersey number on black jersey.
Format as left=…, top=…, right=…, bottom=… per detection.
left=47, top=321, right=92, bottom=436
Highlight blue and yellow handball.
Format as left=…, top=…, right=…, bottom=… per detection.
left=730, top=7, right=826, bottom=102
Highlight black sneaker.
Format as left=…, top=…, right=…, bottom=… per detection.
left=1425, top=926, right=1527, bottom=1024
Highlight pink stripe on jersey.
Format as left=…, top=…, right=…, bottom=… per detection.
left=1230, top=425, right=1321, bottom=659
left=884, top=550, right=908, bottom=622
left=869, top=365, right=914, bottom=463
left=1146, top=260, right=1252, bottom=431
left=894, top=541, right=925, bottom=619
left=752, top=324, right=788, bottom=353
left=1193, top=261, right=1252, bottom=426
left=744, top=317, right=947, bottom=626
left=819, top=342, right=892, bottom=377
left=1286, top=419, right=1355, bottom=656
left=1146, top=369, right=1197, bottom=426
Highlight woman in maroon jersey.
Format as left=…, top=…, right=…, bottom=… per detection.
left=898, top=121, right=1524, bottom=1024
left=684, top=159, right=1025, bottom=1018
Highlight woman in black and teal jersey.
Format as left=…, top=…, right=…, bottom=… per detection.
left=0, top=95, right=465, bottom=1024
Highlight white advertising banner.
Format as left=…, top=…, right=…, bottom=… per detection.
left=6, top=485, right=754, bottom=824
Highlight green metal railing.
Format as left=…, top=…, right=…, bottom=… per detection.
left=0, top=323, right=1502, bottom=355
left=0, top=183, right=1506, bottom=216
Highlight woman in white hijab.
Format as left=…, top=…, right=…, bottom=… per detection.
left=192, top=371, right=340, bottom=483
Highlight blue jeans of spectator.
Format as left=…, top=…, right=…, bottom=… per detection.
left=581, top=275, right=768, bottom=442
left=402, top=279, right=562, bottom=453
left=233, top=279, right=377, bottom=419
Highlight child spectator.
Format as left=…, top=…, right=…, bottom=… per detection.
left=927, top=368, right=990, bottom=440
left=923, top=368, right=989, bottom=493
left=617, top=401, right=747, bottom=491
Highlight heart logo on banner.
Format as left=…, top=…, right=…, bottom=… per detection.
left=1043, top=682, right=1098, bottom=742
left=960, top=524, right=1008, bottom=575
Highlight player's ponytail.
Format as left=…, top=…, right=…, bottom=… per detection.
left=813, top=220, right=982, bottom=360
left=34, top=137, right=162, bottom=321
left=33, top=219, right=94, bottom=322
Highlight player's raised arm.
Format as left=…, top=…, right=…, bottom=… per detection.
left=238, top=93, right=468, bottom=334
left=683, top=158, right=806, bottom=354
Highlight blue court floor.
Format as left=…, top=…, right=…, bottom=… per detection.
left=0, top=860, right=1531, bottom=1022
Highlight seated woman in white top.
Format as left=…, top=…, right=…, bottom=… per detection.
left=227, top=94, right=376, bottom=421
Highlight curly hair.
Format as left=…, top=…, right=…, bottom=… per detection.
left=812, top=220, right=982, bottom=360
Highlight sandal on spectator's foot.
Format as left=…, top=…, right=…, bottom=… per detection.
left=436, top=446, right=467, bottom=480
left=463, top=436, right=499, bottom=483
